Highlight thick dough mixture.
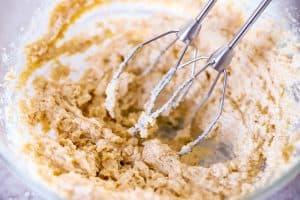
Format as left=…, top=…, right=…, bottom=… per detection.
left=12, top=0, right=300, bottom=199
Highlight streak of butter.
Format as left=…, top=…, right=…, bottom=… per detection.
left=18, top=0, right=111, bottom=86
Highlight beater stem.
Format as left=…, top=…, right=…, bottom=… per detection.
left=196, top=0, right=218, bottom=22
left=228, top=0, right=272, bottom=49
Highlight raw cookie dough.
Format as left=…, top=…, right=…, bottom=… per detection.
left=12, top=0, right=300, bottom=199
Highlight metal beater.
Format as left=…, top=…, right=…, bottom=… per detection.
left=106, top=0, right=272, bottom=155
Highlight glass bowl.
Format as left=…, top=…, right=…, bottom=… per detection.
left=0, top=0, right=299, bottom=199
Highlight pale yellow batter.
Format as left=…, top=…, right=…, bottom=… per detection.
left=12, top=0, right=300, bottom=200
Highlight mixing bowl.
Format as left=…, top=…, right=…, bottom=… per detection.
left=0, top=0, right=299, bottom=199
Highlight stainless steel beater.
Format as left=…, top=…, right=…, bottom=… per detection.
left=106, top=0, right=272, bottom=155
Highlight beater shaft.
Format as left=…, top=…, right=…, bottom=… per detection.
left=228, top=0, right=273, bottom=50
